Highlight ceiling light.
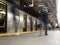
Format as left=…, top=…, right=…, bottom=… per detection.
left=38, top=5, right=44, bottom=7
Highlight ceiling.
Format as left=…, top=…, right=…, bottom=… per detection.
left=24, top=0, right=56, bottom=14
left=3, top=0, right=57, bottom=22
left=4, top=0, right=56, bottom=14
left=5, top=0, right=56, bottom=14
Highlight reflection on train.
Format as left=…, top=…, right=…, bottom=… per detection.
left=7, top=5, right=44, bottom=33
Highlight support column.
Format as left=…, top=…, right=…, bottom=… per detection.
left=23, top=13, right=27, bottom=32
left=4, top=4, right=7, bottom=33
left=29, top=17, right=33, bottom=31
left=35, top=20, right=37, bottom=31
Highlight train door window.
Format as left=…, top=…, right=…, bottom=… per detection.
left=0, top=1, right=7, bottom=33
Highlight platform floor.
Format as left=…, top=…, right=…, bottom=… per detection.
left=0, top=30, right=60, bottom=45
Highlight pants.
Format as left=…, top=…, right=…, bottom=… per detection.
left=44, top=23, right=48, bottom=35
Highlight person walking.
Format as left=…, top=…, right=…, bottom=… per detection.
left=40, top=7, right=49, bottom=35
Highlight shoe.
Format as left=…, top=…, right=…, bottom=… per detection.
left=45, top=34, right=48, bottom=35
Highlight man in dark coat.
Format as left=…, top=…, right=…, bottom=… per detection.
left=40, top=7, right=49, bottom=35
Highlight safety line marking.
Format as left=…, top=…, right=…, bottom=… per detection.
left=0, top=30, right=44, bottom=36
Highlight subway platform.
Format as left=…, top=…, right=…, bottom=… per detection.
left=0, top=30, right=60, bottom=45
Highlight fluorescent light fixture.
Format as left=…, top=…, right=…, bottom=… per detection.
left=0, top=11, right=5, bottom=14
left=29, top=0, right=33, bottom=7
left=0, top=1, right=6, bottom=5
left=29, top=4, right=33, bottom=7
left=38, top=5, right=44, bottom=7
left=0, top=2, right=4, bottom=4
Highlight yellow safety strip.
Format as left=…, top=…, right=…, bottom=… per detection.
left=0, top=30, right=44, bottom=36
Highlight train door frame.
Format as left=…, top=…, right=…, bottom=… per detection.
left=0, top=2, right=7, bottom=33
